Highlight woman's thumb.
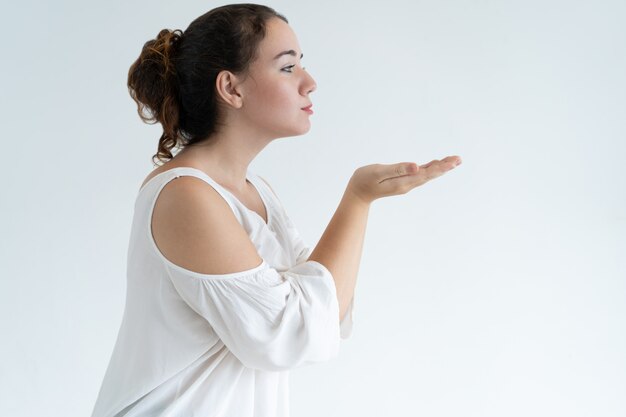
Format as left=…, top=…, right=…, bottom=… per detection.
left=391, top=162, right=418, bottom=177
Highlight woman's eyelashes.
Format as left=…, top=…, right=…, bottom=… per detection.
left=281, top=64, right=306, bottom=73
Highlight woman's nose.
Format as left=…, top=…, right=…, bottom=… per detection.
left=301, top=70, right=317, bottom=95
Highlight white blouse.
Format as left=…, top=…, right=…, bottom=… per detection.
left=91, top=167, right=354, bottom=417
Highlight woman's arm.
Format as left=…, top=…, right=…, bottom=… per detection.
left=308, top=156, right=462, bottom=322
left=308, top=191, right=369, bottom=322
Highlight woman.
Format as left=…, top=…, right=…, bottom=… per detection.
left=92, top=3, right=461, bottom=416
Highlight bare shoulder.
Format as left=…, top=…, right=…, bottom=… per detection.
left=151, top=176, right=264, bottom=275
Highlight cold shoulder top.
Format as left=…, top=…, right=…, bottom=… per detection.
left=91, top=167, right=354, bottom=417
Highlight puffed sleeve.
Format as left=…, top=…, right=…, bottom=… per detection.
left=283, top=218, right=354, bottom=340
left=167, top=260, right=344, bottom=372
left=256, top=175, right=355, bottom=340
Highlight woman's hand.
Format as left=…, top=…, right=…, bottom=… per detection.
left=346, top=156, right=462, bottom=204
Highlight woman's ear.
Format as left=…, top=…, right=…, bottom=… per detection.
left=215, top=70, right=243, bottom=109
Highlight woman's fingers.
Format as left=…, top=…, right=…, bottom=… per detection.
left=380, top=156, right=461, bottom=193
left=444, top=155, right=462, bottom=167
left=347, top=156, right=462, bottom=202
left=375, top=162, right=418, bottom=184
left=421, top=156, right=461, bottom=169
left=416, top=156, right=461, bottom=183
left=420, top=159, right=438, bottom=169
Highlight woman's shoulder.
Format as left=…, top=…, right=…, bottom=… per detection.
left=140, top=163, right=180, bottom=189
left=140, top=157, right=206, bottom=190
left=151, top=170, right=262, bottom=275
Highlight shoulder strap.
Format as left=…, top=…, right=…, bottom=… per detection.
left=142, top=167, right=242, bottom=218
left=251, top=173, right=286, bottom=210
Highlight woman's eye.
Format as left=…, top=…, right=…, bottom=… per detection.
left=282, top=65, right=296, bottom=73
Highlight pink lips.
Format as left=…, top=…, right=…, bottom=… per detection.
left=301, top=105, right=313, bottom=114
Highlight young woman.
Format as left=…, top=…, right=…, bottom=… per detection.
left=91, top=4, right=462, bottom=416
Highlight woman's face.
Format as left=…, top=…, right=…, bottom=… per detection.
left=238, top=18, right=317, bottom=138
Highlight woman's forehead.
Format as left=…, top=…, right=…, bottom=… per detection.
left=258, top=18, right=301, bottom=61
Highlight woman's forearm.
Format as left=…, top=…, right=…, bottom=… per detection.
left=308, top=188, right=370, bottom=321
left=307, top=158, right=461, bottom=322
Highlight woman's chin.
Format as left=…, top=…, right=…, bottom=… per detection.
left=295, top=120, right=312, bottom=135
left=281, top=125, right=311, bottom=138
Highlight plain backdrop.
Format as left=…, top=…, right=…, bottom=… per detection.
left=1, top=0, right=624, bottom=416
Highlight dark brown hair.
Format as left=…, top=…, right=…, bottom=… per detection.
left=127, top=4, right=288, bottom=165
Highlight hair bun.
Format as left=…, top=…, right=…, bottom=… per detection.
left=128, top=28, right=184, bottom=163
left=150, top=29, right=183, bottom=76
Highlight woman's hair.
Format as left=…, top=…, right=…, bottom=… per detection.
left=127, top=4, right=288, bottom=165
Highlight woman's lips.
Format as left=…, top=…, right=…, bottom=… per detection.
left=301, top=105, right=313, bottom=114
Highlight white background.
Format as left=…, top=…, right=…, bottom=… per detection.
left=1, top=0, right=625, bottom=416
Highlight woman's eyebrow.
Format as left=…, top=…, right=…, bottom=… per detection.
left=273, top=50, right=304, bottom=60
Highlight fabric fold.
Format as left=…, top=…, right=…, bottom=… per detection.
left=168, top=260, right=343, bottom=372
